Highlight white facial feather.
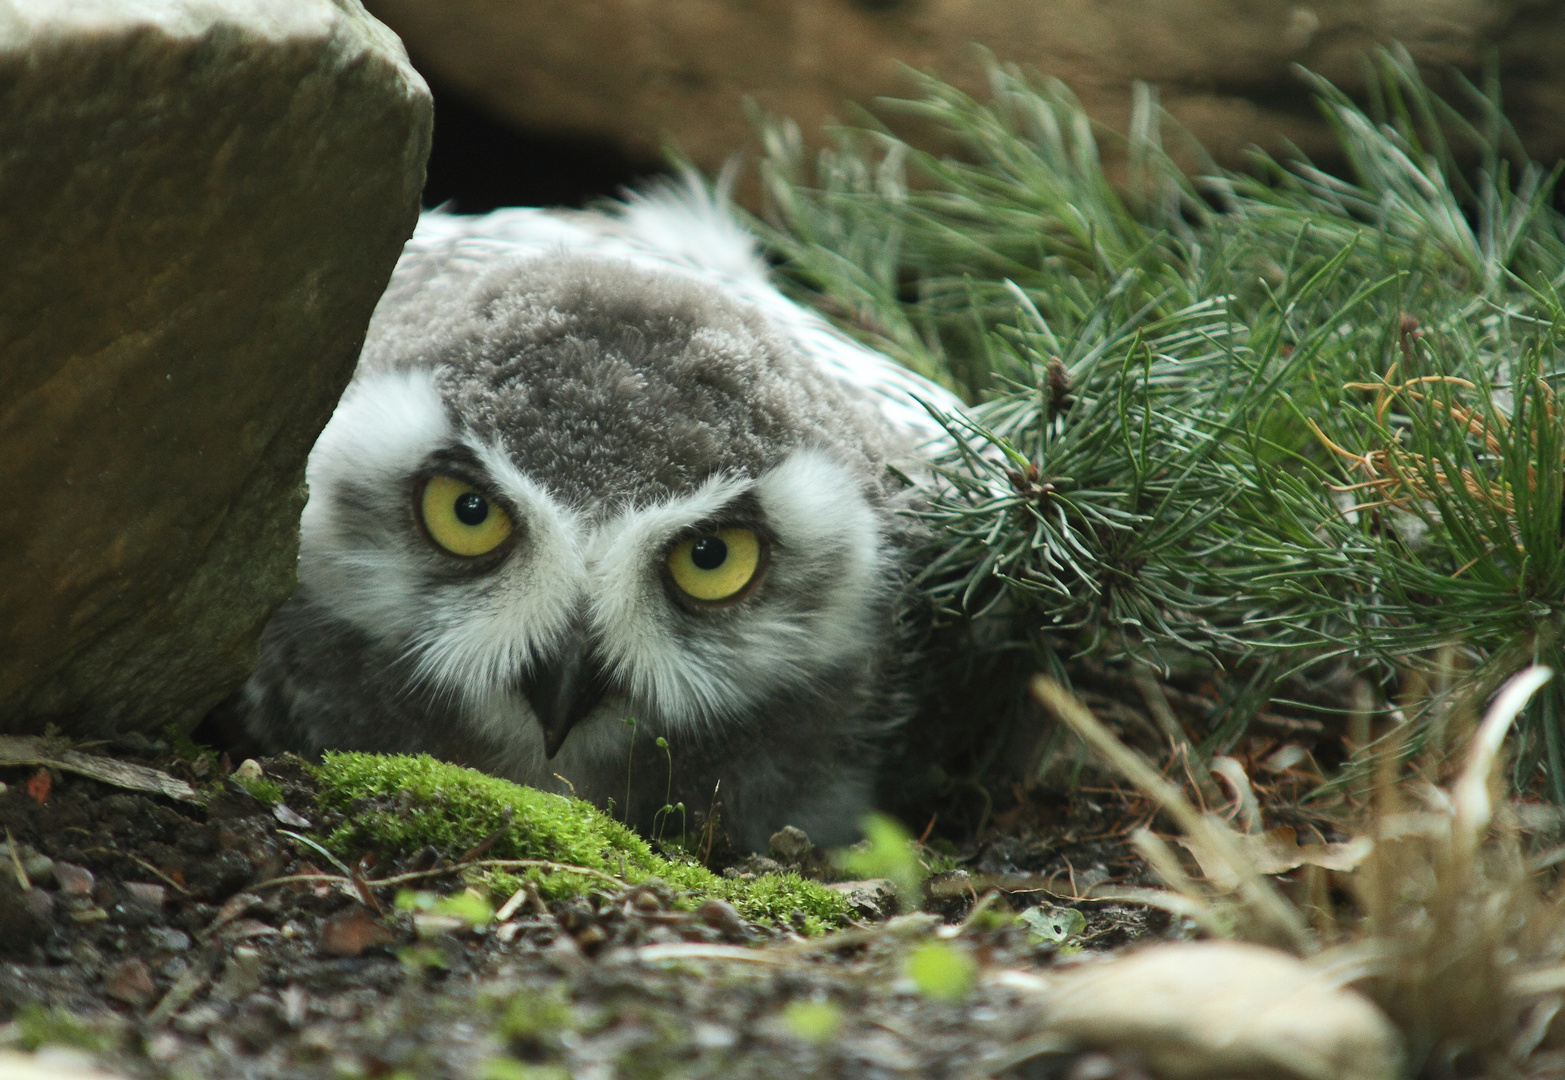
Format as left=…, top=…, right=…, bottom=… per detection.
left=297, top=368, right=450, bottom=634
left=405, top=440, right=585, bottom=710
left=584, top=471, right=754, bottom=726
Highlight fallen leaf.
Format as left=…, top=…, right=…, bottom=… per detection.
left=25, top=768, right=49, bottom=805
left=272, top=804, right=312, bottom=828
left=1020, top=904, right=1087, bottom=944
left=0, top=736, right=198, bottom=803
left=1028, top=940, right=1402, bottom=1080
left=1177, top=826, right=1373, bottom=889
left=320, top=910, right=393, bottom=956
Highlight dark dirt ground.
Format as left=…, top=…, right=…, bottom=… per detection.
left=0, top=664, right=1349, bottom=1080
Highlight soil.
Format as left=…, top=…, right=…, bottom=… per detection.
left=0, top=733, right=1193, bottom=1080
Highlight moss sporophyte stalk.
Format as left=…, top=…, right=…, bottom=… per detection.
left=308, top=751, right=851, bottom=933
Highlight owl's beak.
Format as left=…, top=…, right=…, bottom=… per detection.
left=521, top=630, right=611, bottom=758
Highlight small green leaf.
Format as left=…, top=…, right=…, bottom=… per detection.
left=783, top=999, right=842, bottom=1042
left=1019, top=904, right=1087, bottom=944
left=837, top=812, right=927, bottom=911
left=906, top=941, right=976, bottom=1001
left=397, top=944, right=447, bottom=971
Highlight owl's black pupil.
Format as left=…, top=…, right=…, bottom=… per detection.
left=691, top=536, right=727, bottom=570
left=453, top=492, right=489, bottom=526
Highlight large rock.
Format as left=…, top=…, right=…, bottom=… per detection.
left=0, top=0, right=432, bottom=737
left=366, top=0, right=1565, bottom=189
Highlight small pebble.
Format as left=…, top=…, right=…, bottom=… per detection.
left=695, top=898, right=747, bottom=938
left=173, top=1003, right=228, bottom=1036
left=22, top=890, right=54, bottom=922
left=123, top=882, right=166, bottom=909
left=148, top=927, right=192, bottom=952
left=104, top=958, right=157, bottom=1008
left=280, top=985, right=309, bottom=1028
left=768, top=825, right=814, bottom=864
left=53, top=862, right=94, bottom=897
left=692, top=1021, right=738, bottom=1050
left=272, top=803, right=311, bottom=828
left=146, top=1032, right=183, bottom=1062
left=21, top=854, right=54, bottom=886
left=214, top=945, right=265, bottom=1002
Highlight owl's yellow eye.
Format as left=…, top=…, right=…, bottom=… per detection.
left=420, top=475, right=513, bottom=557
left=667, top=528, right=763, bottom=602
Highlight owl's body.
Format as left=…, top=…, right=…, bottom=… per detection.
left=235, top=183, right=961, bottom=851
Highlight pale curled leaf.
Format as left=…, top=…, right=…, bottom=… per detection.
left=1028, top=941, right=1403, bottom=1080
left=1452, top=666, right=1553, bottom=850
left=1019, top=905, right=1086, bottom=944
left=1177, top=827, right=1373, bottom=889
left=1208, top=755, right=1262, bottom=834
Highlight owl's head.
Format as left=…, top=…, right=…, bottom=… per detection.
left=293, top=253, right=918, bottom=778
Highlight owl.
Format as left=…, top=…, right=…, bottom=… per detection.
left=230, top=178, right=964, bottom=851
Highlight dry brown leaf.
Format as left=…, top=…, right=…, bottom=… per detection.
left=0, top=736, right=199, bottom=803
left=24, top=766, right=50, bottom=804
left=319, top=910, right=394, bottom=956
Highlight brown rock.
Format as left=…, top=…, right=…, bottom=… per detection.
left=366, top=0, right=1565, bottom=196
left=0, top=0, right=432, bottom=738
left=826, top=878, right=897, bottom=921
left=768, top=825, right=813, bottom=864
left=104, top=957, right=158, bottom=1009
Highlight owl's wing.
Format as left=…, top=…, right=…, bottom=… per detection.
left=409, top=181, right=968, bottom=449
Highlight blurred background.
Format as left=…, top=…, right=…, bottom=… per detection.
left=380, top=0, right=1565, bottom=213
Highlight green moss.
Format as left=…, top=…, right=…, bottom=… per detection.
left=495, top=985, right=573, bottom=1042
left=234, top=772, right=283, bottom=805
left=12, top=1002, right=106, bottom=1053
left=309, top=752, right=851, bottom=931
left=709, top=872, right=846, bottom=936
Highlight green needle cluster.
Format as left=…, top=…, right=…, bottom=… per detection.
left=745, top=46, right=1565, bottom=799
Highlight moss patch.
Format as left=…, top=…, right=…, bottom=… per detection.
left=233, top=772, right=283, bottom=805
left=310, top=752, right=851, bottom=933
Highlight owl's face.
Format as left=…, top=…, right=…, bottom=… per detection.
left=290, top=254, right=910, bottom=790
